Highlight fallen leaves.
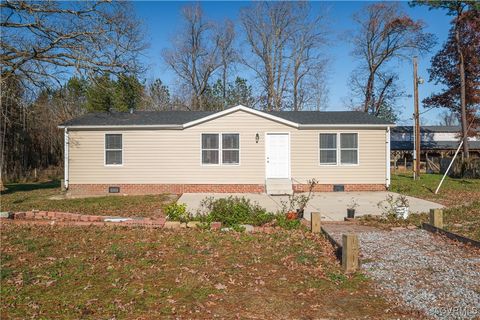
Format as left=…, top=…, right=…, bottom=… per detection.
left=1, top=223, right=417, bottom=319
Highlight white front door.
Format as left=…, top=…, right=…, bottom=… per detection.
left=265, top=133, right=290, bottom=178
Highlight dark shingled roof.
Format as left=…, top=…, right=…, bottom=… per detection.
left=392, top=125, right=474, bottom=133
left=61, top=111, right=214, bottom=127
left=61, top=109, right=393, bottom=127
left=268, top=111, right=392, bottom=125
left=391, top=140, right=480, bottom=150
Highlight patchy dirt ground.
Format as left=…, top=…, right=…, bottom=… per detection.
left=1, top=181, right=175, bottom=218
left=0, top=223, right=419, bottom=319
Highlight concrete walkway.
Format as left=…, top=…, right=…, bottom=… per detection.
left=178, top=191, right=443, bottom=221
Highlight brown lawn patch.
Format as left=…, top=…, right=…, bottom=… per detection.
left=0, top=224, right=418, bottom=319
left=1, top=181, right=175, bottom=218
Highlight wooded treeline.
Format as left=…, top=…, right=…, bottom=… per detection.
left=0, top=1, right=479, bottom=182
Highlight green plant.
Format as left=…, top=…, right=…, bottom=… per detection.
left=281, top=178, right=318, bottom=214
left=198, top=196, right=275, bottom=228
left=164, top=202, right=191, bottom=223
left=377, top=194, right=410, bottom=220
left=275, top=213, right=301, bottom=230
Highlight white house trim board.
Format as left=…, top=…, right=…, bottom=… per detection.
left=183, top=105, right=300, bottom=129
left=58, top=125, right=183, bottom=130
left=64, top=128, right=69, bottom=189
left=386, top=127, right=391, bottom=188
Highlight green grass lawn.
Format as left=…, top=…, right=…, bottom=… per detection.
left=360, top=173, right=480, bottom=241
left=0, top=224, right=417, bottom=319
left=390, top=172, right=480, bottom=206
left=1, top=181, right=174, bottom=218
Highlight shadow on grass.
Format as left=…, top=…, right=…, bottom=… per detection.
left=1, top=180, right=60, bottom=195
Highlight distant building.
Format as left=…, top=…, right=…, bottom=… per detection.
left=390, top=126, right=479, bottom=172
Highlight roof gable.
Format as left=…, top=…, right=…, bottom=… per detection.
left=183, top=105, right=299, bottom=128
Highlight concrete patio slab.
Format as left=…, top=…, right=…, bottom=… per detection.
left=178, top=192, right=443, bottom=222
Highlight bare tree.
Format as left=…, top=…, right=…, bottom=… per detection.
left=240, top=2, right=329, bottom=111
left=240, top=2, right=295, bottom=111
left=290, top=7, right=329, bottom=111
left=1, top=0, right=147, bottom=89
left=349, top=3, right=435, bottom=116
left=218, top=20, right=236, bottom=108
left=163, top=4, right=235, bottom=110
left=438, top=110, right=459, bottom=126
left=141, top=79, right=171, bottom=111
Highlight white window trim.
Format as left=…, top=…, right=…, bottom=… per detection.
left=104, top=133, right=123, bottom=167
left=340, top=133, right=360, bottom=166
left=200, top=133, right=240, bottom=166
left=319, top=132, right=360, bottom=167
left=319, top=133, right=338, bottom=166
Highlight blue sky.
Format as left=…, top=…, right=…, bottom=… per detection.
left=133, top=1, right=453, bottom=125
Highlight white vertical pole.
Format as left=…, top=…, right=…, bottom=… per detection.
left=64, top=127, right=69, bottom=189
left=435, top=140, right=463, bottom=194
left=386, top=127, right=391, bottom=188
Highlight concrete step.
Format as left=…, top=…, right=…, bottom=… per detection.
left=266, top=178, right=293, bottom=195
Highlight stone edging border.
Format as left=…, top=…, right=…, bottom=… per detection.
left=1, top=211, right=279, bottom=233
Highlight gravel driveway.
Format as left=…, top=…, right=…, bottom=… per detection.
left=359, top=230, right=480, bottom=320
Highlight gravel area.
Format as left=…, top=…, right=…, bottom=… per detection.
left=359, top=230, right=480, bottom=320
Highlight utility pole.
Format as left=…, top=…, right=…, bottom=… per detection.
left=413, top=57, right=421, bottom=180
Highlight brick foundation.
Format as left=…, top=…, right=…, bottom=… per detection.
left=68, top=183, right=266, bottom=196
left=68, top=183, right=386, bottom=196
left=292, top=184, right=386, bottom=192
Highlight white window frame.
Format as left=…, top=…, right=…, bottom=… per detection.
left=221, top=133, right=240, bottom=166
left=319, top=132, right=359, bottom=166
left=340, top=133, right=359, bottom=166
left=319, top=133, right=338, bottom=166
left=200, top=133, right=240, bottom=166
left=104, top=133, right=123, bottom=166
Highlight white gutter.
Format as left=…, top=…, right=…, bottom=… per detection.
left=58, top=123, right=395, bottom=130
left=57, top=124, right=182, bottom=130
left=386, top=126, right=391, bottom=188
left=64, top=127, right=69, bottom=189
left=299, top=124, right=395, bottom=129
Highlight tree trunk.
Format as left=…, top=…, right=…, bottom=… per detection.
left=293, top=67, right=299, bottom=111
left=454, top=19, right=470, bottom=159
left=222, top=65, right=227, bottom=109
left=364, top=72, right=375, bottom=113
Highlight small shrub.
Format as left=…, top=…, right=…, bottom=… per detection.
left=164, top=203, right=191, bottom=223
left=198, top=196, right=275, bottom=228
left=275, top=213, right=301, bottom=230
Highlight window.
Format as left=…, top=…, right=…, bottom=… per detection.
left=340, top=133, right=358, bottom=165
left=202, top=134, right=219, bottom=164
left=105, top=134, right=122, bottom=165
left=319, top=133, right=337, bottom=165
left=319, top=133, right=359, bottom=166
left=201, top=133, right=240, bottom=165
left=222, top=134, right=239, bottom=164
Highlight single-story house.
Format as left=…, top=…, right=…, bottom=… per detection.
left=59, top=105, right=394, bottom=196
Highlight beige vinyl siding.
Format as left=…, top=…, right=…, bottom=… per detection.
left=68, top=110, right=387, bottom=185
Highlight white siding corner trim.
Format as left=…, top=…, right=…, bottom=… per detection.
left=386, top=127, right=391, bottom=188
left=64, top=127, right=69, bottom=189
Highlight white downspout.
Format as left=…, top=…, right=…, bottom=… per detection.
left=386, top=126, right=391, bottom=188
left=64, top=127, right=69, bottom=189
